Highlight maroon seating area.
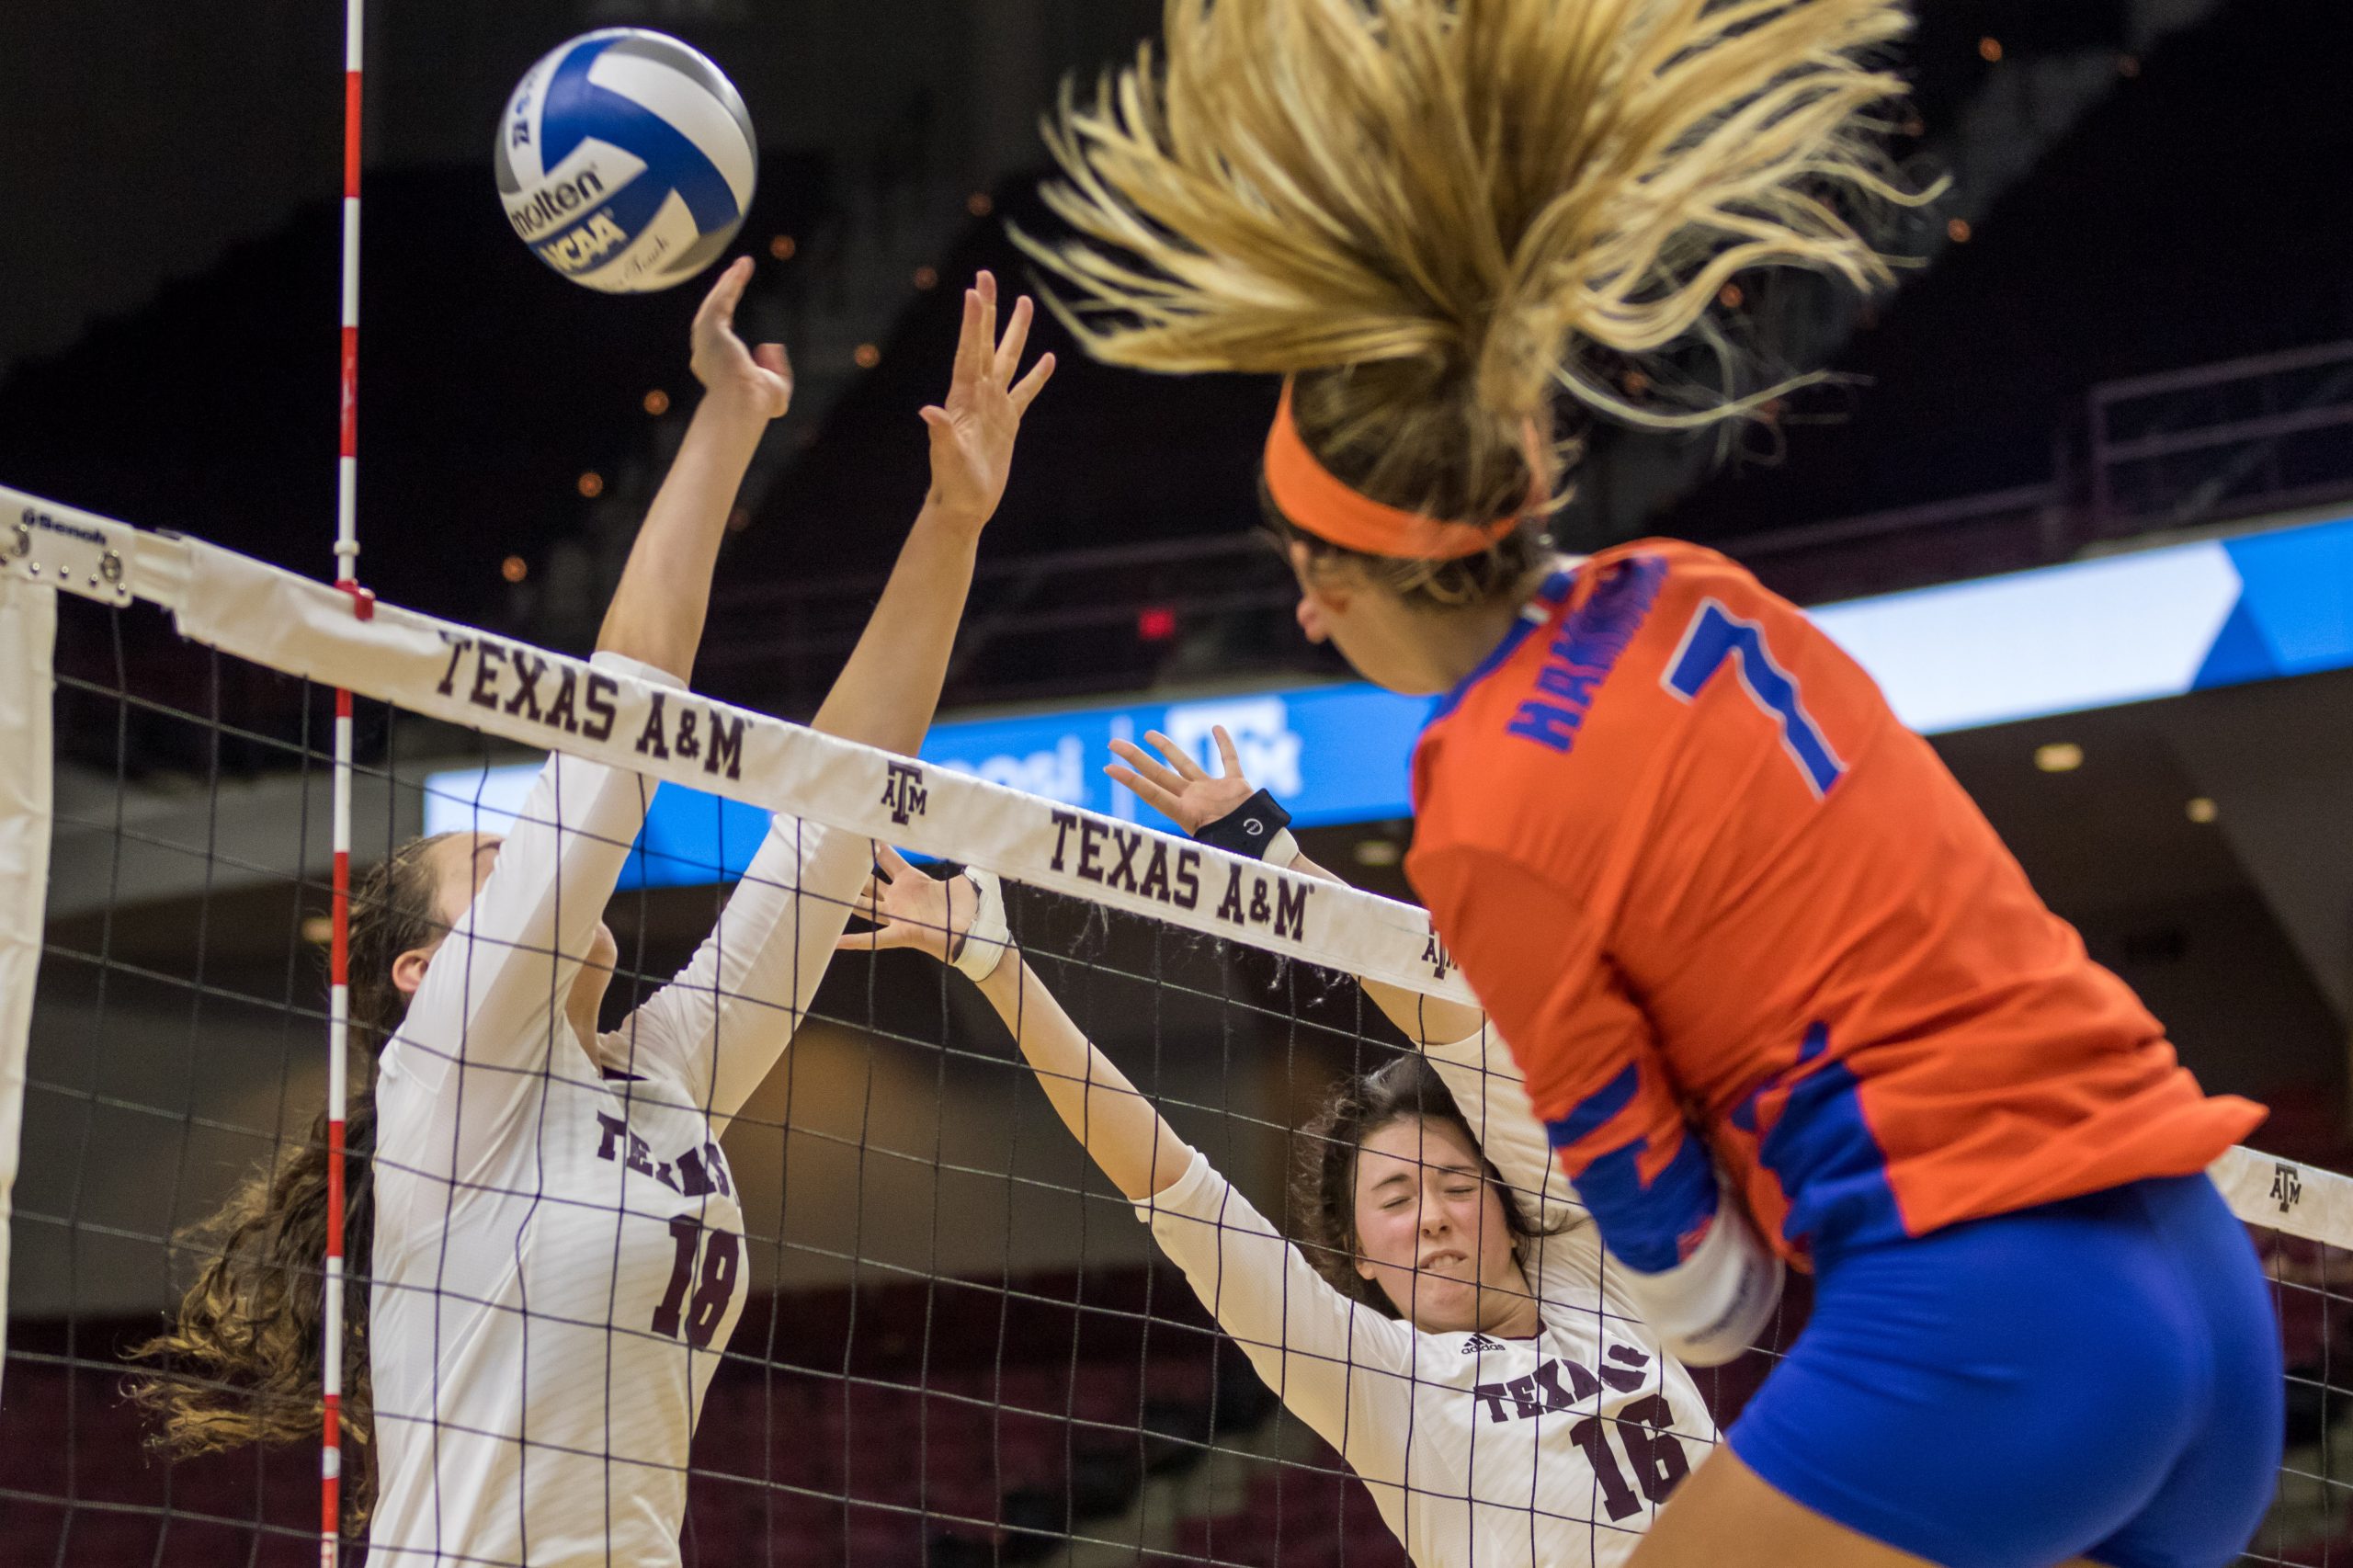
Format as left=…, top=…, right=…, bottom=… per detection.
left=1, top=1248, right=2327, bottom=1564
left=1, top=1267, right=1353, bottom=1566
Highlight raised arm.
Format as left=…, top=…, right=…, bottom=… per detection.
left=1107, top=726, right=1486, bottom=1047
left=838, top=846, right=1189, bottom=1199
left=837, top=852, right=1417, bottom=1470
left=808, top=272, right=1054, bottom=755
left=597, top=256, right=790, bottom=681
left=1108, top=730, right=1586, bottom=1271
left=396, top=260, right=788, bottom=1105
left=601, top=277, right=1053, bottom=1117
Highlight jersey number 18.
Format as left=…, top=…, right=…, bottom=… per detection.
left=653, top=1214, right=740, bottom=1349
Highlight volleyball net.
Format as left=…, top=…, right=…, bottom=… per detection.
left=0, top=484, right=2348, bottom=1565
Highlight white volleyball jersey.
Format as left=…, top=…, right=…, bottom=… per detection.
left=1141, top=1028, right=1719, bottom=1567
left=367, top=653, right=869, bottom=1568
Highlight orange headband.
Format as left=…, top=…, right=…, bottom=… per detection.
left=1262, top=380, right=1532, bottom=561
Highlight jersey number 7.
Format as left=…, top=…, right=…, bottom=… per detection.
left=1662, top=599, right=1845, bottom=797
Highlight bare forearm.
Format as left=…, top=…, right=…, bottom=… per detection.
left=597, top=397, right=767, bottom=681
left=1291, top=851, right=1486, bottom=1046
left=807, top=506, right=980, bottom=755
left=975, top=957, right=1192, bottom=1200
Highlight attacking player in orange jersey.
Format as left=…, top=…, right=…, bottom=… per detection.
left=1018, top=2, right=2283, bottom=1565
left=1410, top=535, right=2262, bottom=1283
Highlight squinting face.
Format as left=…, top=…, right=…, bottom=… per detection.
left=406, top=833, right=618, bottom=1000
left=1351, top=1115, right=1528, bottom=1335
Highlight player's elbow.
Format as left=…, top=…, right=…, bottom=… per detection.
left=1614, top=1202, right=1785, bottom=1367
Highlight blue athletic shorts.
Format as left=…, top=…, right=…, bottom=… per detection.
left=1729, top=1174, right=2281, bottom=1568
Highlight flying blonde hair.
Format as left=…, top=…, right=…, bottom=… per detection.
left=1019, top=0, right=1928, bottom=556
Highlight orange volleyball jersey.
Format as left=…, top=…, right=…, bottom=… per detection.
left=1408, top=540, right=2262, bottom=1270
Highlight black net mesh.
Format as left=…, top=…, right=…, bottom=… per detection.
left=0, top=597, right=2336, bottom=1567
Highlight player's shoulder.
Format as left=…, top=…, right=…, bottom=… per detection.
left=1414, top=541, right=1733, bottom=794
left=1410, top=538, right=1831, bottom=881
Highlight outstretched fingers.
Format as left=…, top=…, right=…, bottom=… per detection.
left=835, top=923, right=914, bottom=954
left=974, top=271, right=999, bottom=380
left=1109, top=737, right=1188, bottom=796
left=1104, top=762, right=1183, bottom=820
left=950, top=283, right=987, bottom=394
left=1009, top=349, right=1057, bottom=415
left=993, top=293, right=1035, bottom=387
left=1211, top=725, right=1245, bottom=780
left=1143, top=730, right=1210, bottom=781
left=836, top=873, right=892, bottom=952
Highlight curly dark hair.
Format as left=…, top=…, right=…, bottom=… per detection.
left=1289, top=1051, right=1568, bottom=1318
left=126, top=833, right=456, bottom=1525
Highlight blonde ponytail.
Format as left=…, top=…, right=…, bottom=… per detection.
left=1020, top=0, right=1929, bottom=530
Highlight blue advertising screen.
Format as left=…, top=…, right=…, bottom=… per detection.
left=427, top=510, right=2353, bottom=887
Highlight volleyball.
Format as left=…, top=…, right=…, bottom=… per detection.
left=494, top=29, right=756, bottom=294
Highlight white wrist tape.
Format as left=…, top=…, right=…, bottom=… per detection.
left=1614, top=1198, right=1785, bottom=1368
left=1263, top=829, right=1301, bottom=869
left=951, top=867, right=1013, bottom=983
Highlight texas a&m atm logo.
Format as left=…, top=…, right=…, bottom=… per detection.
left=2273, top=1161, right=2305, bottom=1216
left=1424, top=929, right=1455, bottom=983
left=882, top=761, right=929, bottom=827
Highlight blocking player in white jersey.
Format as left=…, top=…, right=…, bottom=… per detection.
left=131, top=256, right=1054, bottom=1566
left=841, top=729, right=1716, bottom=1568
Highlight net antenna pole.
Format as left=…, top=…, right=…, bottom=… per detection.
left=324, top=0, right=369, bottom=1557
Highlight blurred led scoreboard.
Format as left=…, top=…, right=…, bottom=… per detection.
left=428, top=511, right=2353, bottom=887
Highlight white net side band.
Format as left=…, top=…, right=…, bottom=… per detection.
left=2, top=481, right=2345, bottom=1251
left=0, top=571, right=55, bottom=1403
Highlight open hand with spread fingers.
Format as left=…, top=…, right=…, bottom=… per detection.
left=834, top=846, right=970, bottom=964
left=1106, top=726, right=1256, bottom=834
left=833, top=845, right=1015, bottom=983
left=923, top=269, right=1056, bottom=534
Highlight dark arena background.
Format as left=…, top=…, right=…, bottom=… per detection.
left=4, top=1, right=2353, bottom=1565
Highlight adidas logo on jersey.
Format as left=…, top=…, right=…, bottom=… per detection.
left=1461, top=1332, right=1504, bottom=1355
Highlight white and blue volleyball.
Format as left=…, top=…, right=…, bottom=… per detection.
left=496, top=29, right=756, bottom=293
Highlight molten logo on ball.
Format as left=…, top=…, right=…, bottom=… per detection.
left=494, top=28, right=757, bottom=294
left=506, top=168, right=609, bottom=242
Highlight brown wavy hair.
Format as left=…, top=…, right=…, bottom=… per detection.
left=1290, top=1052, right=1566, bottom=1317
left=127, top=834, right=454, bottom=1524
left=1020, top=0, right=1932, bottom=601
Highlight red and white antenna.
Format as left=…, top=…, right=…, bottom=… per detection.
left=324, top=0, right=368, bottom=1557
